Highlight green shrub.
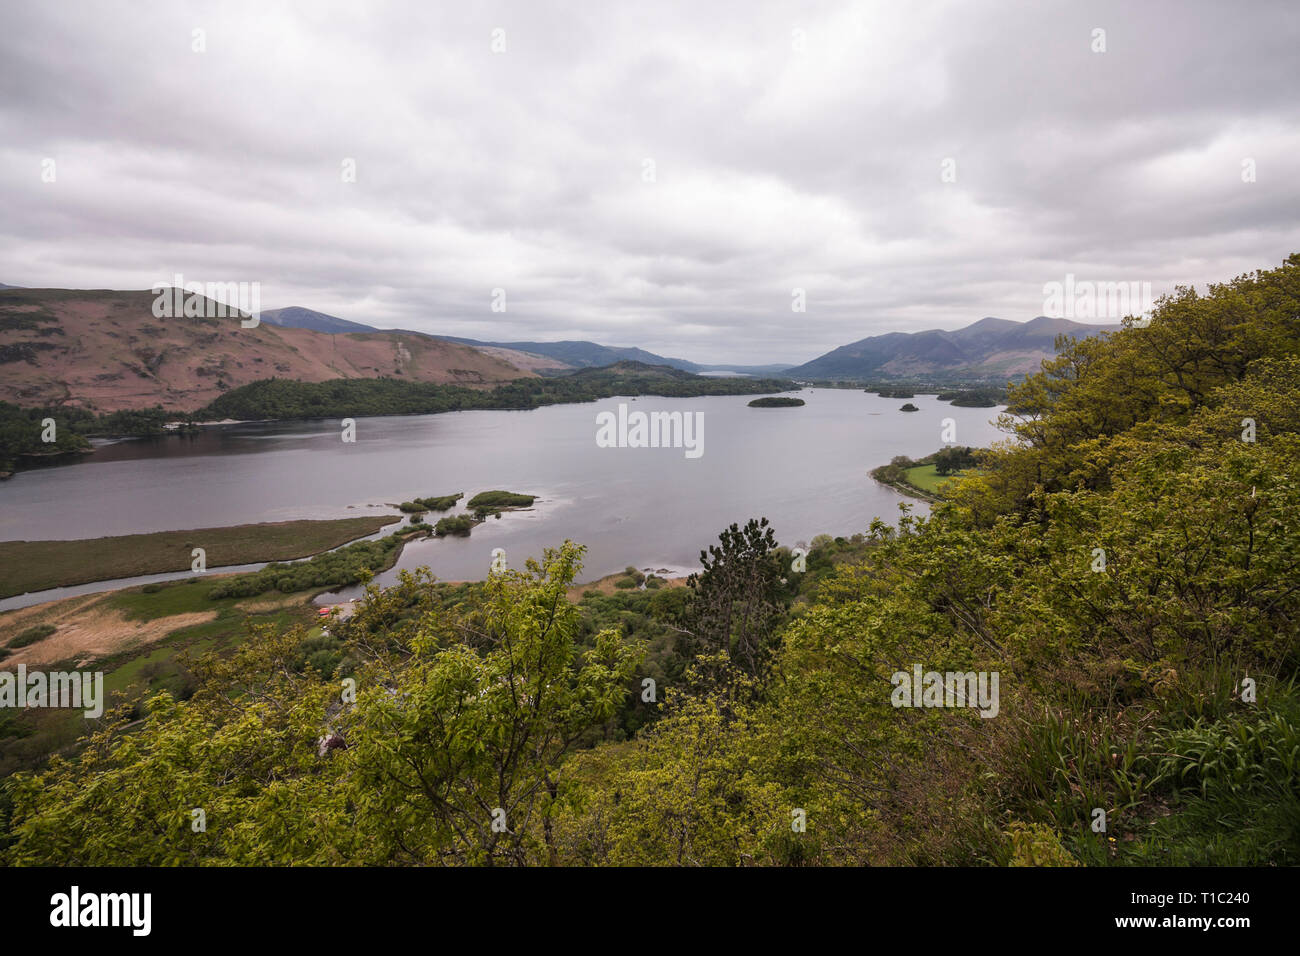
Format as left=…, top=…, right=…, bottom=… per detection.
left=467, top=491, right=535, bottom=515
left=207, top=535, right=404, bottom=599
left=400, top=493, right=463, bottom=513
left=1142, top=702, right=1300, bottom=800
left=434, top=515, right=477, bottom=537
left=9, top=624, right=56, bottom=648
left=417, top=494, right=462, bottom=512
left=1006, top=822, right=1080, bottom=867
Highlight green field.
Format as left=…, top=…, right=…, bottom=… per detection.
left=0, top=516, right=397, bottom=598
left=902, top=463, right=952, bottom=494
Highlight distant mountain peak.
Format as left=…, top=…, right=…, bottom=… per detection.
left=787, top=315, right=1118, bottom=382
left=260, top=306, right=377, bottom=334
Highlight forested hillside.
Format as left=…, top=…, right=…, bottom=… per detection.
left=197, top=361, right=797, bottom=421
left=4, top=256, right=1298, bottom=866
left=0, top=362, right=796, bottom=476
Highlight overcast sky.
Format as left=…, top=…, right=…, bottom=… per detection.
left=2, top=1, right=1297, bottom=364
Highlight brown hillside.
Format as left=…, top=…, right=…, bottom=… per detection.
left=0, top=289, right=533, bottom=412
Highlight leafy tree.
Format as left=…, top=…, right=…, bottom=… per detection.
left=551, top=659, right=789, bottom=865
left=934, top=445, right=978, bottom=475
left=7, top=256, right=1300, bottom=868
left=3, top=542, right=641, bottom=866
left=686, top=518, right=787, bottom=679
left=345, top=542, right=643, bottom=865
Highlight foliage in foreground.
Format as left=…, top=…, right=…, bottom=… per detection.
left=2, top=544, right=641, bottom=865
left=4, top=255, right=1300, bottom=865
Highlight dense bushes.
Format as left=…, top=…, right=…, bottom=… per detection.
left=206, top=534, right=404, bottom=599
left=433, top=515, right=477, bottom=537
left=399, top=493, right=463, bottom=513
left=550, top=255, right=1300, bottom=866
left=937, top=388, right=1004, bottom=407
left=2, top=545, right=641, bottom=865
left=0, top=403, right=191, bottom=475
left=5, top=255, right=1299, bottom=866
left=466, top=490, right=535, bottom=515
left=0, top=404, right=91, bottom=472
left=933, top=445, right=980, bottom=474
left=7, top=624, right=56, bottom=648
left=747, top=396, right=805, bottom=407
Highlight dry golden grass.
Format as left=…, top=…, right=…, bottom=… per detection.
left=0, top=516, right=396, bottom=598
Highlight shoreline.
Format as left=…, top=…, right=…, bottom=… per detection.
left=0, top=516, right=404, bottom=607
left=0, top=377, right=802, bottom=479
left=0, top=493, right=547, bottom=613
left=869, top=472, right=941, bottom=503
left=0, top=542, right=691, bottom=671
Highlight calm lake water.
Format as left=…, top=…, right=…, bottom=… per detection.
left=0, top=390, right=1005, bottom=605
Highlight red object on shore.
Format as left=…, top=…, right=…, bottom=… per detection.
left=318, top=607, right=331, bottom=616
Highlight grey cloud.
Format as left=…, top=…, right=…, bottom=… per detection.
left=1, top=0, right=1297, bottom=365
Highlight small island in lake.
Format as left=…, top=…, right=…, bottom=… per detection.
left=899, top=403, right=920, bottom=412
left=398, top=492, right=464, bottom=513
left=404, top=490, right=539, bottom=536
left=431, top=490, right=539, bottom=535
left=468, top=490, right=537, bottom=516
left=748, top=397, right=805, bottom=408
left=433, top=514, right=477, bottom=537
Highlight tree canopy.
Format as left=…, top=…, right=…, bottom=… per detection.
left=5, top=255, right=1299, bottom=866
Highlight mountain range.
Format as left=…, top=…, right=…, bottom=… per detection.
left=260, top=304, right=1116, bottom=382
left=784, top=316, right=1119, bottom=381
left=1, top=285, right=1122, bottom=413
left=261, top=307, right=790, bottom=376
left=0, top=289, right=530, bottom=412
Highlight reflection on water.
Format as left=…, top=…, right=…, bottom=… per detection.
left=0, top=391, right=1005, bottom=602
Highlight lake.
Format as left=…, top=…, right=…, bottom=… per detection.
left=0, top=390, right=1006, bottom=605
